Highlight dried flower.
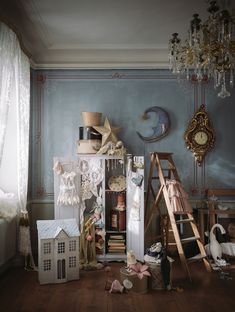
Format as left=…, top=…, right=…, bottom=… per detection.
left=129, top=262, right=151, bottom=280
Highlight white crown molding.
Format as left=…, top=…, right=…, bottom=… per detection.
left=48, top=43, right=168, bottom=50
left=31, top=61, right=169, bottom=70
left=30, top=46, right=169, bottom=69
left=19, top=0, right=53, bottom=48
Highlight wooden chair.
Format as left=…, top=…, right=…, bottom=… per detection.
left=198, top=189, right=235, bottom=243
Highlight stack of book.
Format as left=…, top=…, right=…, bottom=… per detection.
left=107, top=235, right=126, bottom=254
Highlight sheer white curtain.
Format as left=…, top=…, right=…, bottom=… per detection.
left=0, top=22, right=30, bottom=212
left=0, top=22, right=33, bottom=268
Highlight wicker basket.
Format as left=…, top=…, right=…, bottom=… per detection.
left=81, top=112, right=102, bottom=126
left=146, top=261, right=172, bottom=290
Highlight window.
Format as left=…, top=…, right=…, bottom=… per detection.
left=69, top=240, right=76, bottom=252
left=69, top=256, right=76, bottom=268
left=58, top=242, right=65, bottom=254
left=43, top=242, right=51, bottom=254
left=43, top=260, right=51, bottom=271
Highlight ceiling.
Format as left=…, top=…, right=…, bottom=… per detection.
left=0, top=0, right=234, bottom=69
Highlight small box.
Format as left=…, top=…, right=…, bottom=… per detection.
left=120, top=267, right=148, bottom=294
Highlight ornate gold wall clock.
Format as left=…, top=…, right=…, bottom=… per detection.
left=184, top=104, right=215, bottom=166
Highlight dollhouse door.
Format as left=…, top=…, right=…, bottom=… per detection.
left=56, top=259, right=66, bottom=282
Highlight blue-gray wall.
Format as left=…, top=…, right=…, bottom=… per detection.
left=29, top=69, right=235, bottom=201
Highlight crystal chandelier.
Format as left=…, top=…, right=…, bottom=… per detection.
left=169, top=1, right=235, bottom=98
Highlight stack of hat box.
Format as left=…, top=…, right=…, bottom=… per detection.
left=77, top=112, right=102, bottom=154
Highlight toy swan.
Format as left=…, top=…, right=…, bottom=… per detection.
left=209, top=223, right=227, bottom=266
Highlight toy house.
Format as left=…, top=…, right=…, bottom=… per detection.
left=37, top=219, right=80, bottom=285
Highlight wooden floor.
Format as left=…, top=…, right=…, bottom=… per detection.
left=0, top=260, right=235, bottom=312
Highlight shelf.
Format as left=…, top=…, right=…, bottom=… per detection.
left=106, top=252, right=126, bottom=255
left=106, top=230, right=126, bottom=234
left=105, top=189, right=126, bottom=192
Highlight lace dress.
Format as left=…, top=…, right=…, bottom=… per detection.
left=57, top=171, right=80, bottom=205
left=166, top=179, right=192, bottom=213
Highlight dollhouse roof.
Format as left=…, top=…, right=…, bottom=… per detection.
left=37, top=219, right=80, bottom=239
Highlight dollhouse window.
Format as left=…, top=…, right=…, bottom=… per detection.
left=69, top=256, right=76, bottom=268
left=69, top=240, right=76, bottom=251
left=43, top=259, right=51, bottom=271
left=43, top=242, right=51, bottom=254
left=58, top=242, right=65, bottom=254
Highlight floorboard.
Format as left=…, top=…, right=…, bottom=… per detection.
left=0, top=260, right=235, bottom=312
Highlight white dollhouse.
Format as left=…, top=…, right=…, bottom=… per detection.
left=37, top=219, right=80, bottom=285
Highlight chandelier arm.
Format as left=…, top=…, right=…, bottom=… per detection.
left=168, top=0, right=235, bottom=98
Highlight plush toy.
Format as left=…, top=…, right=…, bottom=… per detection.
left=209, top=223, right=227, bottom=266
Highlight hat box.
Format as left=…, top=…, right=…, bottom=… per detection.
left=77, top=139, right=101, bottom=154
left=120, top=267, right=148, bottom=294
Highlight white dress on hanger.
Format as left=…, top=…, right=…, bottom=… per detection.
left=57, top=171, right=80, bottom=205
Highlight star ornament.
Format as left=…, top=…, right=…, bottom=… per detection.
left=93, top=117, right=121, bottom=146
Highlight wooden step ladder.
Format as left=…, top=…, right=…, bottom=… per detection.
left=145, top=152, right=211, bottom=281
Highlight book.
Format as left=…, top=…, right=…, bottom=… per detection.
left=108, top=239, right=125, bottom=243
left=109, top=235, right=125, bottom=240
left=108, top=243, right=125, bottom=247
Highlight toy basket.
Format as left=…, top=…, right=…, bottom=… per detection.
left=120, top=267, right=148, bottom=293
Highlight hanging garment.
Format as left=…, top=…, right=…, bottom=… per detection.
left=57, top=171, right=80, bottom=205
left=166, top=179, right=192, bottom=213
left=129, top=173, right=144, bottom=221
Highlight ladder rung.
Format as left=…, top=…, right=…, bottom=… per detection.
left=187, top=254, right=207, bottom=263
left=154, top=152, right=173, bottom=159
left=175, top=218, right=194, bottom=224
left=180, top=236, right=200, bottom=243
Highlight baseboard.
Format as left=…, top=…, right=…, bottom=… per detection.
left=0, top=254, right=24, bottom=276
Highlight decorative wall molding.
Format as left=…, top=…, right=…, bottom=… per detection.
left=31, top=70, right=177, bottom=200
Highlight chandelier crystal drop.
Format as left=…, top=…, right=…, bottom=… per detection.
left=168, top=1, right=235, bottom=98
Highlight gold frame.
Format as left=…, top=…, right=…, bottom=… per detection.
left=184, top=104, right=215, bottom=165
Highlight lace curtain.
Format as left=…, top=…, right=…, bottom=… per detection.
left=0, top=22, right=30, bottom=212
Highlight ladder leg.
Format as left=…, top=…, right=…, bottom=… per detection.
left=145, top=152, right=211, bottom=281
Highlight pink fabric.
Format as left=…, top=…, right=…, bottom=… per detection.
left=166, top=180, right=192, bottom=214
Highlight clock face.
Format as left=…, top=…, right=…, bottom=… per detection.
left=194, top=131, right=208, bottom=145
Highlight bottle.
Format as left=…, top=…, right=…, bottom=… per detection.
left=111, top=193, right=126, bottom=231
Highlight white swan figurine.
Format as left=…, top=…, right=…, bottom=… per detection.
left=209, top=223, right=227, bottom=266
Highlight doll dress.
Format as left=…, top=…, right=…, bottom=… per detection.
left=57, top=171, right=80, bottom=205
